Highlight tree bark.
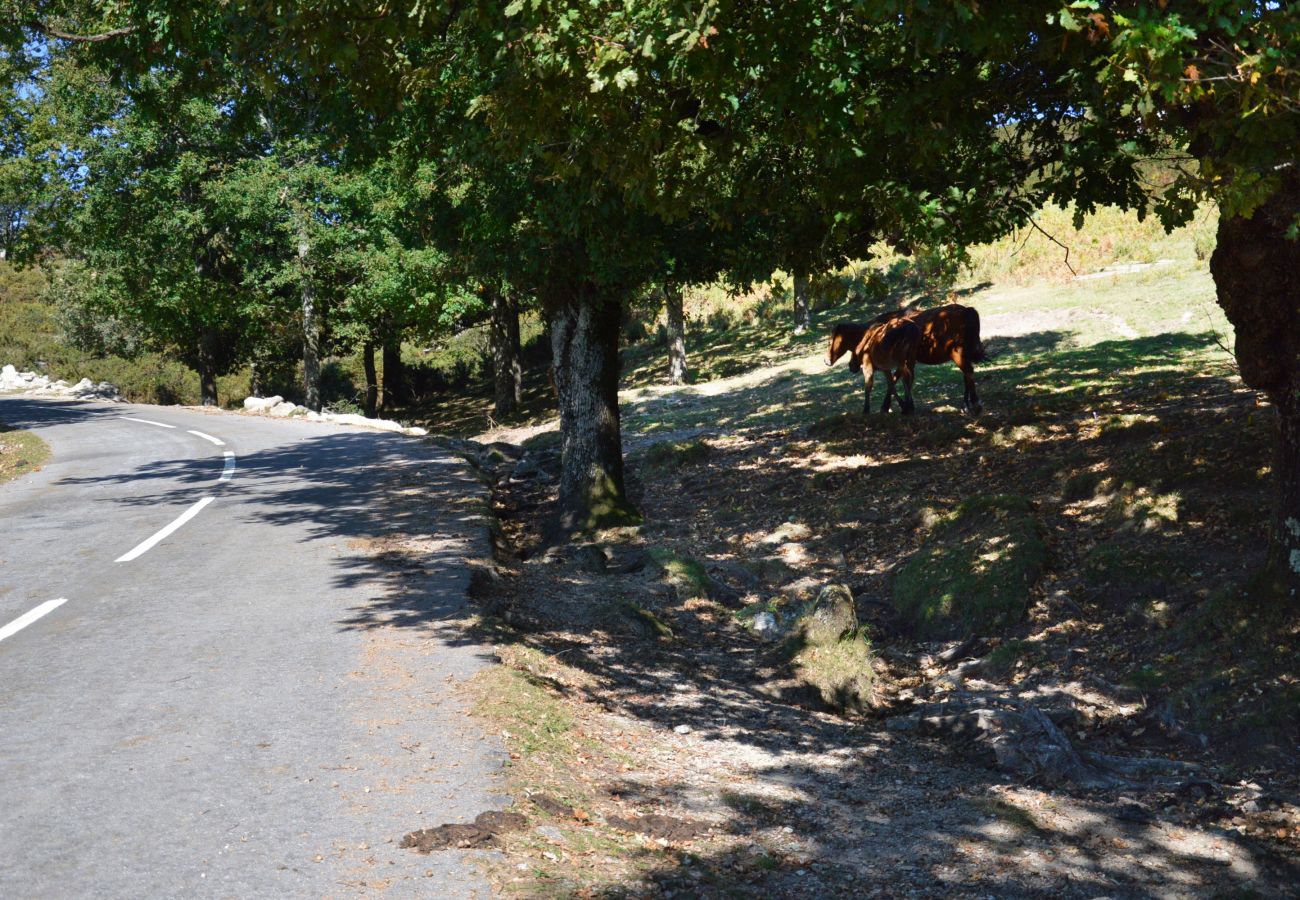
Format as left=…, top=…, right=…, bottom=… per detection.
left=362, top=341, right=378, bottom=419
left=664, top=281, right=688, bottom=385
left=1209, top=175, right=1300, bottom=601
left=249, top=361, right=262, bottom=398
left=298, top=227, right=322, bottom=412
left=793, top=269, right=812, bottom=335
left=490, top=286, right=523, bottom=417
left=196, top=330, right=218, bottom=407
left=382, top=339, right=406, bottom=409
left=549, top=284, right=637, bottom=534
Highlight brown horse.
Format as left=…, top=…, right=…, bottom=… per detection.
left=830, top=304, right=987, bottom=414
left=827, top=319, right=920, bottom=414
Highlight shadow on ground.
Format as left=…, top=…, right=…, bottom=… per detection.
left=479, top=329, right=1299, bottom=896
left=4, top=398, right=494, bottom=651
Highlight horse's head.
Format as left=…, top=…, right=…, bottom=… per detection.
left=826, top=323, right=862, bottom=367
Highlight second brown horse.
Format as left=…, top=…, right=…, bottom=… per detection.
left=827, top=318, right=921, bottom=415
left=831, top=303, right=987, bottom=414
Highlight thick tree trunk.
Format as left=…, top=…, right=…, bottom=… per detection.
left=490, top=286, right=523, bottom=417
left=382, top=339, right=406, bottom=410
left=1209, top=176, right=1300, bottom=602
left=549, top=285, right=636, bottom=534
left=197, top=331, right=218, bottom=407
left=664, top=281, right=688, bottom=385
left=362, top=341, right=378, bottom=419
left=299, top=229, right=322, bottom=412
left=249, top=361, right=262, bottom=398
left=793, top=269, right=812, bottom=335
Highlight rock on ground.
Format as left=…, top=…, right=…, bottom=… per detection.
left=240, top=396, right=428, bottom=436
left=1, top=364, right=123, bottom=401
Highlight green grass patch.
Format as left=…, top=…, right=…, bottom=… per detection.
left=0, top=422, right=51, bottom=485
left=649, top=547, right=710, bottom=601
left=640, top=437, right=711, bottom=470
left=892, top=494, right=1046, bottom=640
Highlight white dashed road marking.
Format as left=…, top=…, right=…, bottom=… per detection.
left=187, top=430, right=225, bottom=446
left=115, top=497, right=215, bottom=563
left=220, top=451, right=236, bottom=483
left=0, top=598, right=69, bottom=644
left=121, top=417, right=175, bottom=429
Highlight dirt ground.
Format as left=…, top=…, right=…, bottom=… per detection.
left=420, top=327, right=1299, bottom=897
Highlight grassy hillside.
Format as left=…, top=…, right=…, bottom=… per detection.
left=469, top=202, right=1299, bottom=772
left=462, top=205, right=1300, bottom=896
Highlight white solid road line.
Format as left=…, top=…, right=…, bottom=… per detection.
left=187, top=429, right=225, bottom=446
left=0, top=598, right=70, bottom=644
left=220, top=451, right=236, bottom=483
left=115, top=497, right=215, bottom=563
left=122, top=417, right=176, bottom=429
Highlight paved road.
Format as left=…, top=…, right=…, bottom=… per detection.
left=0, top=397, right=504, bottom=897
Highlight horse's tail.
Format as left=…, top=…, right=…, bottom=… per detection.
left=963, top=307, right=989, bottom=363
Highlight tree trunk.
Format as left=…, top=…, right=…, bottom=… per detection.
left=249, top=361, right=262, bottom=398
left=197, top=331, right=218, bottom=407
left=664, top=281, right=688, bottom=385
left=793, top=269, right=811, bottom=335
left=362, top=341, right=378, bottom=419
left=298, top=227, right=322, bottom=412
left=549, top=284, right=637, bottom=534
left=1209, top=175, right=1300, bottom=601
left=382, top=339, right=406, bottom=410
left=490, top=286, right=523, bottom=417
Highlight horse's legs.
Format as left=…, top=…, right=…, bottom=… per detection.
left=953, top=349, right=981, bottom=414
left=900, top=362, right=916, bottom=414
left=881, top=369, right=897, bottom=413
left=861, top=363, right=875, bottom=414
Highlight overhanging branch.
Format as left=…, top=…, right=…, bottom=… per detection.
left=28, top=21, right=137, bottom=43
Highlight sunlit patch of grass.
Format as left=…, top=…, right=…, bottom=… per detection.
left=648, top=548, right=710, bottom=601
left=473, top=662, right=576, bottom=759
left=0, top=422, right=50, bottom=486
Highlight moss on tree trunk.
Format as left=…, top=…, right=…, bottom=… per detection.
left=1210, top=176, right=1300, bottom=603
left=548, top=284, right=639, bottom=535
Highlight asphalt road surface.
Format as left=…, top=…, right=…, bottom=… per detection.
left=0, top=397, right=504, bottom=897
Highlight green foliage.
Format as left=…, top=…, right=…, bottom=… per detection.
left=893, top=495, right=1047, bottom=641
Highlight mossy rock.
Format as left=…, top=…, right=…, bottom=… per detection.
left=892, top=495, right=1046, bottom=640
left=649, top=548, right=710, bottom=601
left=786, top=584, right=876, bottom=714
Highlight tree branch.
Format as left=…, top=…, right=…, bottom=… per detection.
left=29, top=21, right=137, bottom=43
left=1027, top=216, right=1077, bottom=276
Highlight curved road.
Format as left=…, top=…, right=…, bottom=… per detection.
left=0, top=397, right=503, bottom=897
